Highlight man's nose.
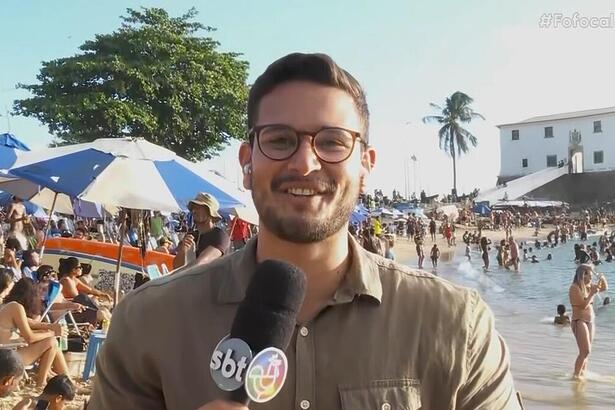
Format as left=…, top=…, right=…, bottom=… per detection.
left=286, top=138, right=322, bottom=175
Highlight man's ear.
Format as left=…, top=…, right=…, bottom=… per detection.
left=359, top=147, right=376, bottom=194
left=238, top=143, right=253, bottom=190
left=0, top=376, right=13, bottom=386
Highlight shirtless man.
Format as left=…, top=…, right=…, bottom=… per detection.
left=6, top=197, right=29, bottom=250
left=507, top=236, right=520, bottom=271
left=6, top=197, right=28, bottom=235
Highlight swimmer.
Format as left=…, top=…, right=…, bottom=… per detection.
left=554, top=304, right=570, bottom=326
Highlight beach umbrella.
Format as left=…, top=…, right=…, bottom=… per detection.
left=8, top=137, right=251, bottom=302
left=0, top=172, right=116, bottom=217
left=0, top=132, right=30, bottom=169
left=8, top=137, right=248, bottom=211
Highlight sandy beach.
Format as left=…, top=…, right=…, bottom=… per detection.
left=394, top=224, right=542, bottom=267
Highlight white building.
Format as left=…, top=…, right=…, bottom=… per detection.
left=497, top=106, right=615, bottom=183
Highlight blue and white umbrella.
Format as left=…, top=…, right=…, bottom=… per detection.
left=0, top=132, right=30, bottom=169
left=8, top=137, right=250, bottom=212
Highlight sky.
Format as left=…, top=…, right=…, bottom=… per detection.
left=2, top=0, right=615, bottom=199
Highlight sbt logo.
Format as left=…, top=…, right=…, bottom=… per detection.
left=211, top=348, right=249, bottom=382
left=210, top=338, right=253, bottom=391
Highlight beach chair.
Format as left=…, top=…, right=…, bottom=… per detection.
left=41, top=281, right=83, bottom=336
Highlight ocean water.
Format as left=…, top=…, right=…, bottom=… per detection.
left=435, top=236, right=615, bottom=410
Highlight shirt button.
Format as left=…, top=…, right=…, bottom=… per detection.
left=300, top=399, right=311, bottom=409
left=299, top=326, right=309, bottom=337
left=381, top=403, right=391, bottom=410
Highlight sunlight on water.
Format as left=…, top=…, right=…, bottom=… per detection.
left=432, top=239, right=615, bottom=409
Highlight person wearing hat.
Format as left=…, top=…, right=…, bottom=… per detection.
left=172, top=192, right=230, bottom=269
left=156, top=237, right=173, bottom=254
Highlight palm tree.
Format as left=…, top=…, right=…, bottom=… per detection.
left=422, top=91, right=484, bottom=198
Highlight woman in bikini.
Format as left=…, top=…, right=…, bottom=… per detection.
left=569, top=264, right=608, bottom=378
left=0, top=275, right=69, bottom=386
left=58, top=257, right=112, bottom=325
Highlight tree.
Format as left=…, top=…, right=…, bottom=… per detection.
left=13, top=7, right=249, bottom=161
left=422, top=91, right=484, bottom=198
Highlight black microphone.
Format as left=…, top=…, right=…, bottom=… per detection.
left=210, top=260, right=306, bottom=405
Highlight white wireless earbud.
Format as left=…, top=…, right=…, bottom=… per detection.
left=243, top=164, right=252, bottom=174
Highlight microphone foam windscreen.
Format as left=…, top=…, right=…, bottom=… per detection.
left=230, top=259, right=307, bottom=353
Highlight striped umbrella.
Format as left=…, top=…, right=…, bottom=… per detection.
left=8, top=137, right=250, bottom=212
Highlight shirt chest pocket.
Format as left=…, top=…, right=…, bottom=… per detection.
left=339, top=379, right=421, bottom=410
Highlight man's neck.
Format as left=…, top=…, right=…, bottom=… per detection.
left=196, top=221, right=214, bottom=233
left=256, top=227, right=351, bottom=323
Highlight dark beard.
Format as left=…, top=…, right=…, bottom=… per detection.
left=252, top=176, right=358, bottom=243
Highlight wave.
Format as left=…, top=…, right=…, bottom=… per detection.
left=456, top=260, right=505, bottom=293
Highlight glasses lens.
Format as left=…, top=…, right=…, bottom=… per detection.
left=258, top=126, right=298, bottom=160
left=314, top=128, right=355, bottom=162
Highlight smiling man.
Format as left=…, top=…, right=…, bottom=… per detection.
left=90, top=53, right=521, bottom=410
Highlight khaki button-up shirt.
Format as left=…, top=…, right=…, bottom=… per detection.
left=90, top=236, right=521, bottom=409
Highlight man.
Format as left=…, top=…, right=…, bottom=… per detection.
left=172, top=193, right=230, bottom=269
left=429, top=217, right=437, bottom=241
left=21, top=249, right=41, bottom=280
left=230, top=218, right=250, bottom=251
left=90, top=53, right=520, bottom=409
left=73, top=227, right=88, bottom=240
left=6, top=196, right=29, bottom=250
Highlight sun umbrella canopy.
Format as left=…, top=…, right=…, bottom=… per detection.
left=0, top=133, right=30, bottom=169
left=8, top=137, right=250, bottom=212
left=0, top=133, right=30, bottom=151
left=0, top=172, right=116, bottom=217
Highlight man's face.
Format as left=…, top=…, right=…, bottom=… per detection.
left=74, top=230, right=84, bottom=240
left=191, top=205, right=211, bottom=225
left=241, top=81, right=375, bottom=243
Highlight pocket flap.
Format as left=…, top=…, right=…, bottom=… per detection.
left=339, top=379, right=421, bottom=410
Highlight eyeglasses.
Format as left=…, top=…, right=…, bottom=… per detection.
left=249, top=124, right=366, bottom=164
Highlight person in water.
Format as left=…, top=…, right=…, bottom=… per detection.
left=554, top=304, right=570, bottom=325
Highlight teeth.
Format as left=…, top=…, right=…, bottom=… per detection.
left=287, top=188, right=317, bottom=196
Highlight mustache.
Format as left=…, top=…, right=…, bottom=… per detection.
left=271, top=174, right=337, bottom=193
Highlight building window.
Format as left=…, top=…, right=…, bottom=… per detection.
left=546, top=155, right=557, bottom=167
left=512, top=130, right=519, bottom=140
left=522, top=158, right=528, bottom=168
left=544, top=126, right=554, bottom=138
left=594, top=150, right=604, bottom=164
left=594, top=120, right=602, bottom=133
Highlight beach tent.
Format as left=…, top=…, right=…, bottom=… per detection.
left=473, top=202, right=491, bottom=216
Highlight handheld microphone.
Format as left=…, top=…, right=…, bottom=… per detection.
left=210, top=260, right=306, bottom=404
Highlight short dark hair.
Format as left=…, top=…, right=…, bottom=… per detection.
left=248, top=52, right=369, bottom=142
left=557, top=304, right=566, bottom=315
left=0, top=349, right=24, bottom=379
left=42, top=374, right=75, bottom=401
left=4, top=237, right=21, bottom=252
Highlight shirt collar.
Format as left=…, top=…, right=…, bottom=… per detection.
left=216, top=234, right=382, bottom=305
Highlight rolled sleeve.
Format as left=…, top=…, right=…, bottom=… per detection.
left=89, top=295, right=164, bottom=409
left=457, top=291, right=522, bottom=410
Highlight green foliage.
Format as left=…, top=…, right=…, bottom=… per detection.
left=13, top=7, right=249, bottom=160
left=423, top=91, right=484, bottom=194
